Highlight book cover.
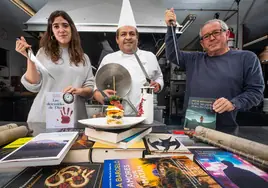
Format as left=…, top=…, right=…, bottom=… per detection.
left=3, top=137, right=33, bottom=149
left=184, top=97, right=216, bottom=130
left=60, top=128, right=94, bottom=150
left=144, top=134, right=193, bottom=160
left=0, top=148, right=14, bottom=160
left=103, top=156, right=221, bottom=188
left=0, top=137, right=33, bottom=160
left=46, top=92, right=75, bottom=128
left=3, top=163, right=103, bottom=188
left=0, top=132, right=78, bottom=168
left=191, top=149, right=268, bottom=188
left=144, top=133, right=191, bottom=153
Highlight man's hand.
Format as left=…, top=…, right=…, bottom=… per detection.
left=150, top=81, right=161, bottom=93
left=165, top=8, right=176, bottom=26
left=93, top=89, right=116, bottom=104
left=104, top=89, right=116, bottom=97
left=213, top=97, right=235, bottom=114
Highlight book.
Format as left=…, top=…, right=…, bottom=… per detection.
left=61, top=129, right=94, bottom=163
left=91, top=140, right=145, bottom=163
left=88, top=127, right=152, bottom=149
left=184, top=97, right=216, bottom=130
left=144, top=133, right=194, bottom=160
left=3, top=163, right=103, bottom=188
left=3, top=137, right=33, bottom=149
left=191, top=149, right=268, bottom=188
left=0, top=137, right=33, bottom=160
left=102, top=156, right=221, bottom=188
left=46, top=92, right=75, bottom=128
left=85, top=127, right=149, bottom=143
left=0, top=132, right=78, bottom=168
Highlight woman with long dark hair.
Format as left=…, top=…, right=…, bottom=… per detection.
left=15, top=10, right=94, bottom=122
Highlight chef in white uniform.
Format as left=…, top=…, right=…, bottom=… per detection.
left=94, top=0, right=164, bottom=115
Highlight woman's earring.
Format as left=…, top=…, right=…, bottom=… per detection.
left=50, top=35, right=55, bottom=40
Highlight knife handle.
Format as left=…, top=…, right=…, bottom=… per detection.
left=16, top=37, right=30, bottom=53
left=98, top=90, right=110, bottom=105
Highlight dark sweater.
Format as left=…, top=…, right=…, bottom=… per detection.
left=165, top=27, right=264, bottom=127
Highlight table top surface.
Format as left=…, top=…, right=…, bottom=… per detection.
left=0, top=121, right=268, bottom=186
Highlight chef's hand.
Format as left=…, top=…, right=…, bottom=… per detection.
left=165, top=8, right=176, bottom=26
left=213, top=97, right=235, bottom=114
left=63, top=86, right=82, bottom=95
left=150, top=81, right=161, bottom=93
left=93, top=89, right=116, bottom=104
left=15, top=36, right=31, bottom=58
left=104, top=89, right=116, bottom=97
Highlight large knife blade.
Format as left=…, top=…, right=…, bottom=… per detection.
left=170, top=22, right=180, bottom=67
left=132, top=49, right=151, bottom=85
left=27, top=49, right=55, bottom=80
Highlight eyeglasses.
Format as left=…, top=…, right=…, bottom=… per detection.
left=200, top=29, right=226, bottom=41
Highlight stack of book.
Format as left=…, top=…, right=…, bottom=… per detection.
left=0, top=130, right=104, bottom=188
left=60, top=128, right=95, bottom=163
left=0, top=132, right=78, bottom=168
left=85, top=126, right=152, bottom=163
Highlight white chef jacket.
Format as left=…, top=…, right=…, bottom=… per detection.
left=97, top=49, right=164, bottom=115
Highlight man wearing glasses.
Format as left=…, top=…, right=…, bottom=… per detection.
left=164, top=8, right=264, bottom=128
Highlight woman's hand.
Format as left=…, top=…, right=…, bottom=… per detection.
left=63, top=86, right=94, bottom=98
left=15, top=36, right=31, bottom=58
left=63, top=86, right=83, bottom=95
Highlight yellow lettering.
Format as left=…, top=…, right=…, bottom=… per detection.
left=116, top=183, right=123, bottom=187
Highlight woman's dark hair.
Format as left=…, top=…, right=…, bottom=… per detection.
left=40, top=10, right=85, bottom=66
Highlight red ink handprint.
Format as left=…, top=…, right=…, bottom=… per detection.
left=60, top=107, right=73, bottom=124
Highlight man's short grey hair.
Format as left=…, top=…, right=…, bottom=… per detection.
left=199, top=19, right=229, bottom=37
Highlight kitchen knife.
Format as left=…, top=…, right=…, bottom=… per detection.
left=16, top=37, right=55, bottom=80
left=170, top=21, right=180, bottom=67
left=27, top=48, right=55, bottom=80
left=132, top=49, right=151, bottom=85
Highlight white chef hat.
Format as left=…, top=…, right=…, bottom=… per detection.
left=117, top=0, right=136, bottom=29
